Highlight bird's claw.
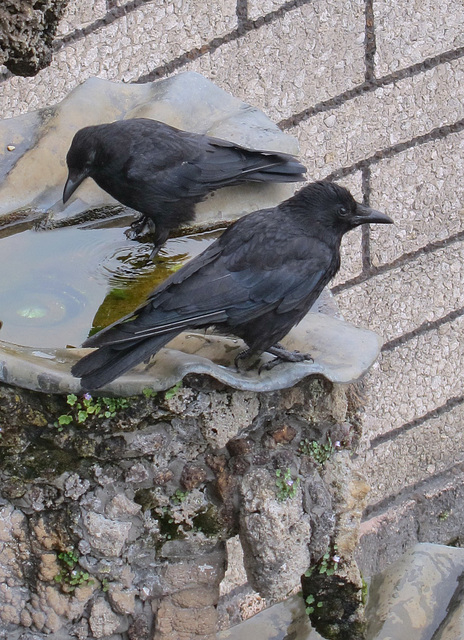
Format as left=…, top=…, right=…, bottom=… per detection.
left=234, top=348, right=259, bottom=370
left=125, top=216, right=155, bottom=240
left=258, top=346, right=313, bottom=373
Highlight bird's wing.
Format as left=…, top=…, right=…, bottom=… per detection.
left=84, top=210, right=334, bottom=349
left=123, top=122, right=304, bottom=200
left=123, top=129, right=204, bottom=201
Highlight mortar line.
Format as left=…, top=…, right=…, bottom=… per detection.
left=134, top=0, right=313, bottom=83
left=361, top=458, right=464, bottom=521
left=236, top=0, right=248, bottom=26
left=324, top=118, right=464, bottom=182
left=1, top=22, right=463, bottom=95
left=361, top=165, right=372, bottom=271
left=369, top=394, right=464, bottom=451
left=54, top=0, right=154, bottom=50
left=278, top=46, right=464, bottom=129
left=53, top=0, right=312, bottom=53
left=381, top=307, right=464, bottom=354
left=364, top=0, right=376, bottom=82
left=332, top=228, right=464, bottom=294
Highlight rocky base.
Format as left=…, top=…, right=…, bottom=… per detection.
left=0, top=0, right=69, bottom=76
left=0, top=374, right=368, bottom=639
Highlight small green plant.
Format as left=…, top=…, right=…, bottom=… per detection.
left=158, top=505, right=182, bottom=540
left=101, top=577, right=110, bottom=593
left=304, top=593, right=324, bottom=615
left=275, top=468, right=300, bottom=501
left=170, top=489, right=188, bottom=505
left=438, top=510, right=450, bottom=521
left=54, top=549, right=94, bottom=592
left=361, top=576, right=368, bottom=605
left=299, top=438, right=334, bottom=465
left=142, top=387, right=158, bottom=398
left=164, top=381, right=183, bottom=400
left=305, top=544, right=340, bottom=578
left=55, top=393, right=130, bottom=428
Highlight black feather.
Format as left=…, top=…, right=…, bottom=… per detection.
left=71, top=181, right=393, bottom=390
left=63, top=118, right=306, bottom=253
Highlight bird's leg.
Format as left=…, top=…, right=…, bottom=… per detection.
left=147, top=243, right=162, bottom=262
left=125, top=216, right=156, bottom=240
left=259, top=343, right=313, bottom=372
left=234, top=348, right=260, bottom=370
left=145, top=227, right=170, bottom=262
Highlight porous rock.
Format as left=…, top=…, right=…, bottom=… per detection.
left=0, top=0, right=69, bottom=76
left=0, top=368, right=368, bottom=638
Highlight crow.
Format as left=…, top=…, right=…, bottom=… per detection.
left=62, top=118, right=306, bottom=256
left=71, top=181, right=393, bottom=390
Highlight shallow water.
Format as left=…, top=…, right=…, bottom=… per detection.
left=0, top=217, right=220, bottom=348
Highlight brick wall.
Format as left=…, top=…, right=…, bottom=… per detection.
left=1, top=0, right=463, bottom=576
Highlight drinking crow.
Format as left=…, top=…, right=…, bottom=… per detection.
left=63, top=118, right=306, bottom=256
left=71, top=181, right=393, bottom=390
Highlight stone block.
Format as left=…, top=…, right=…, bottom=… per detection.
left=374, top=0, right=464, bottom=75
left=155, top=599, right=218, bottom=638
left=364, top=543, right=464, bottom=639
left=83, top=511, right=132, bottom=556
left=185, top=0, right=365, bottom=121
left=369, top=129, right=464, bottom=265
left=89, top=598, right=121, bottom=638
left=293, top=58, right=464, bottom=183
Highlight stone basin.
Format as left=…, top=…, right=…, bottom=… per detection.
left=0, top=72, right=382, bottom=395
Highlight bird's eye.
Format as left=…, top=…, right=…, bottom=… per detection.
left=338, top=206, right=349, bottom=216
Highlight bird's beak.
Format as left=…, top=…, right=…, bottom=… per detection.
left=63, top=169, right=89, bottom=204
left=354, top=202, right=394, bottom=225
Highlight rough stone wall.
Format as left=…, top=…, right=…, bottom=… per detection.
left=1, top=0, right=463, bottom=585
left=0, top=0, right=69, bottom=76
left=0, top=375, right=365, bottom=639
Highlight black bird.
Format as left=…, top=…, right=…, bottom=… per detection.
left=72, top=181, right=393, bottom=390
left=63, top=118, right=306, bottom=256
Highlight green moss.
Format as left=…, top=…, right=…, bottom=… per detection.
left=157, top=508, right=185, bottom=541
left=134, top=488, right=158, bottom=511
left=192, top=504, right=222, bottom=537
left=1, top=447, right=79, bottom=480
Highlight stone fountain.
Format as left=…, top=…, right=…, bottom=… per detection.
left=0, top=72, right=380, bottom=640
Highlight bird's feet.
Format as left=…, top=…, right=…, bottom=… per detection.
left=234, top=344, right=313, bottom=373
left=234, top=348, right=260, bottom=370
left=125, top=216, right=155, bottom=240
left=259, top=344, right=313, bottom=372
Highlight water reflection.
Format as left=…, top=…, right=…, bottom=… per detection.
left=218, top=595, right=322, bottom=640
left=0, top=218, right=220, bottom=348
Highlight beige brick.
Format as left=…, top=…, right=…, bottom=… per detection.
left=369, top=129, right=464, bottom=265
left=374, top=0, right=464, bottom=76
left=57, top=0, right=108, bottom=36
left=359, top=316, right=464, bottom=441
left=184, top=0, right=365, bottom=122
left=248, top=0, right=288, bottom=21
left=1, top=0, right=238, bottom=118
left=335, top=244, right=464, bottom=341
left=356, top=403, right=464, bottom=503
left=292, top=58, right=464, bottom=181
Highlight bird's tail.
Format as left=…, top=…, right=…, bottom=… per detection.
left=242, top=153, right=307, bottom=183
left=230, top=151, right=306, bottom=185
left=71, top=331, right=177, bottom=391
